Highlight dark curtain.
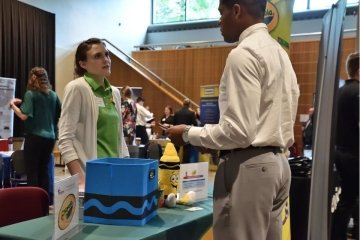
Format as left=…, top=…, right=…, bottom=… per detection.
left=0, top=0, right=55, bottom=137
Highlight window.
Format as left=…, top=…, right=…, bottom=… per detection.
left=310, top=0, right=359, bottom=10
left=152, top=0, right=359, bottom=24
left=152, top=0, right=219, bottom=24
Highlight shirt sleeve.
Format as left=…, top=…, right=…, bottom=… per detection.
left=58, top=83, right=82, bottom=163
left=189, top=48, right=262, bottom=150
left=20, top=91, right=34, bottom=118
left=138, top=105, right=153, bottom=118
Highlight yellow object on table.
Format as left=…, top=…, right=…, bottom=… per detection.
left=158, top=142, right=180, bottom=198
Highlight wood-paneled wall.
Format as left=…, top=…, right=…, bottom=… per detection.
left=109, top=37, right=357, bottom=152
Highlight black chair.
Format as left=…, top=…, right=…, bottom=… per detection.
left=127, top=145, right=140, bottom=158
left=10, top=150, right=27, bottom=187
left=145, top=142, right=163, bottom=160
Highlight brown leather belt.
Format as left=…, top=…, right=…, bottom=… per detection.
left=219, top=146, right=282, bottom=158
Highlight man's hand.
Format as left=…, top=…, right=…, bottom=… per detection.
left=166, top=124, right=187, bottom=146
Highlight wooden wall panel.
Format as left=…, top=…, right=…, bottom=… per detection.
left=108, top=54, right=181, bottom=135
left=112, top=37, right=356, bottom=150
left=132, top=46, right=232, bottom=104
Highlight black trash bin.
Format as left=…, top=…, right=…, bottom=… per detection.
left=289, top=157, right=312, bottom=240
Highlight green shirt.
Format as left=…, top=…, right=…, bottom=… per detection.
left=84, top=73, right=119, bottom=158
left=20, top=90, right=61, bottom=139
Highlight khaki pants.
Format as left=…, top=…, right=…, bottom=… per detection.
left=213, top=148, right=291, bottom=240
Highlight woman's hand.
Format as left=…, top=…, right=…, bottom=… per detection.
left=9, top=98, right=22, bottom=108
left=9, top=98, right=28, bottom=121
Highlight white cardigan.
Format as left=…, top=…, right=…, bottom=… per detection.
left=58, top=77, right=129, bottom=169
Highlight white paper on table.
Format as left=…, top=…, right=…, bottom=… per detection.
left=179, top=162, right=208, bottom=202
left=0, top=151, right=14, bottom=158
left=53, top=174, right=79, bottom=240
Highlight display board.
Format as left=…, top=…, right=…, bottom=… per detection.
left=0, top=77, right=16, bottom=139
left=307, top=1, right=347, bottom=239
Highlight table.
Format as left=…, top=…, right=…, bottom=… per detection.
left=0, top=196, right=213, bottom=240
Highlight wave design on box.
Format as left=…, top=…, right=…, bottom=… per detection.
left=84, top=195, right=158, bottom=216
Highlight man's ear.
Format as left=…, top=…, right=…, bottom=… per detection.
left=233, top=3, right=242, bottom=19
left=79, top=60, right=87, bottom=70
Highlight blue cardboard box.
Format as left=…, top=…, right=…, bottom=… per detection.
left=83, top=158, right=158, bottom=226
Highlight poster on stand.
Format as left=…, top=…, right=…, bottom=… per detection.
left=0, top=77, right=16, bottom=140
left=54, top=174, right=79, bottom=240
left=179, top=162, right=208, bottom=202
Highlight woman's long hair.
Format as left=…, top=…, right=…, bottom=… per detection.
left=121, top=86, right=133, bottom=99
left=27, top=67, right=52, bottom=94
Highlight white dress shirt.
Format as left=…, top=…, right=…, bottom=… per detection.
left=136, top=103, right=153, bottom=126
left=189, top=23, right=299, bottom=150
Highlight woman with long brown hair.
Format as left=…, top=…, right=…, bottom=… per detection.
left=58, top=38, right=129, bottom=191
left=9, top=67, right=61, bottom=196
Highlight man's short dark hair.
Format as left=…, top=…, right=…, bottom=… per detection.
left=346, top=52, right=359, bottom=78
left=136, top=96, right=144, bottom=103
left=220, top=0, right=267, bottom=19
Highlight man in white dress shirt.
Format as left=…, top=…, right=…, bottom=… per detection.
left=135, top=96, right=153, bottom=145
left=167, top=0, right=299, bottom=239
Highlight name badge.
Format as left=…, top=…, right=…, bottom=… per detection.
left=95, top=97, right=105, bottom=107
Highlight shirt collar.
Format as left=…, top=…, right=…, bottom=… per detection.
left=238, top=23, right=268, bottom=44
left=84, top=73, right=112, bottom=91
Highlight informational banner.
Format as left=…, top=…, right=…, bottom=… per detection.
left=265, top=0, right=295, bottom=53
left=199, top=85, right=220, bottom=126
left=0, top=77, right=16, bottom=139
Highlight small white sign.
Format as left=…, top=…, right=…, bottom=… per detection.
left=179, top=162, right=208, bottom=202
left=0, top=77, right=16, bottom=140
left=299, top=114, right=309, bottom=123
left=185, top=206, right=204, bottom=212
left=54, top=174, right=79, bottom=240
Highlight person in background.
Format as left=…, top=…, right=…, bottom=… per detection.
left=121, top=86, right=136, bottom=145
left=58, top=38, right=129, bottom=191
left=9, top=67, right=61, bottom=196
left=167, top=0, right=299, bottom=239
left=145, top=105, right=156, bottom=138
left=160, top=105, right=174, bottom=135
left=135, top=96, right=153, bottom=145
left=331, top=52, right=359, bottom=240
left=173, top=98, right=198, bottom=163
left=302, top=106, right=314, bottom=149
left=302, top=106, right=314, bottom=159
